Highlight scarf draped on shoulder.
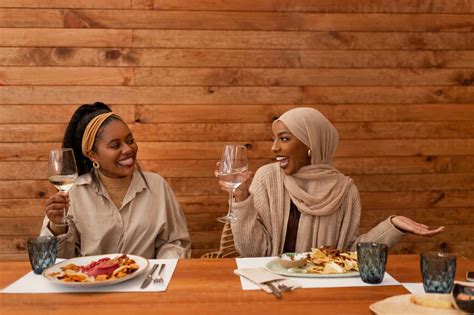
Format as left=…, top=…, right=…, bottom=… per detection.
left=276, top=107, right=353, bottom=216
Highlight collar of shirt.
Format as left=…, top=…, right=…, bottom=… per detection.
left=75, top=170, right=148, bottom=207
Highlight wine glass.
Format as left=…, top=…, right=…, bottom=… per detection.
left=217, top=145, right=248, bottom=223
left=48, top=148, right=78, bottom=226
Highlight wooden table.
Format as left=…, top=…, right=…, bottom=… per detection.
left=1, top=255, right=472, bottom=315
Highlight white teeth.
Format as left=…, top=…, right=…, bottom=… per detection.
left=118, top=157, right=134, bottom=166
left=275, top=156, right=289, bottom=168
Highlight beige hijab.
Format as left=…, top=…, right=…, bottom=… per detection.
left=276, top=107, right=353, bottom=216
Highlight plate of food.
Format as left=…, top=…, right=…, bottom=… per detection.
left=265, top=246, right=359, bottom=278
left=43, top=253, right=148, bottom=287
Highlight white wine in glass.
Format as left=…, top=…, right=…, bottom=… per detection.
left=48, top=148, right=78, bottom=226
left=217, top=145, right=248, bottom=223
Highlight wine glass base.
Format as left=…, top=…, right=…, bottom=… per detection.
left=217, top=215, right=237, bottom=224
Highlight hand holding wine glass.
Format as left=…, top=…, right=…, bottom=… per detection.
left=216, top=145, right=248, bottom=223
left=47, top=148, right=78, bottom=226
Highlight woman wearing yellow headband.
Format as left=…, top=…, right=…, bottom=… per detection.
left=40, top=102, right=191, bottom=259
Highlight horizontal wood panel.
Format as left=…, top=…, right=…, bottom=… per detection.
left=360, top=208, right=473, bottom=228
left=3, top=216, right=474, bottom=244
left=0, top=199, right=45, bottom=217
left=1, top=190, right=473, bottom=217
left=303, top=86, right=474, bottom=104
left=0, top=67, right=134, bottom=85
left=0, top=0, right=131, bottom=9
left=0, top=47, right=303, bottom=68
left=147, top=0, right=474, bottom=13
left=133, top=121, right=474, bottom=141
left=1, top=174, right=473, bottom=199
left=0, top=105, right=135, bottom=124
left=3, top=86, right=474, bottom=105
left=360, top=191, right=474, bottom=210
left=1, top=104, right=472, bottom=124
left=0, top=236, right=27, bottom=254
left=1, top=121, right=472, bottom=142
left=14, top=28, right=474, bottom=50
left=134, top=68, right=474, bottom=87
left=390, top=240, right=474, bottom=257
left=0, top=28, right=132, bottom=47
left=335, top=139, right=474, bottom=157
left=301, top=50, right=474, bottom=68
left=2, top=48, right=474, bottom=68
left=1, top=139, right=473, bottom=161
left=0, top=86, right=302, bottom=104
left=2, top=156, right=473, bottom=180
left=133, top=30, right=474, bottom=49
left=0, top=217, right=43, bottom=235
left=1, top=9, right=473, bottom=32
left=136, top=104, right=474, bottom=123
left=360, top=225, right=474, bottom=242
left=330, top=104, right=474, bottom=122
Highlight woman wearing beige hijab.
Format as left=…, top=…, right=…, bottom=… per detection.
left=219, top=107, right=443, bottom=257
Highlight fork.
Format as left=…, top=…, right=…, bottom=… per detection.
left=277, top=281, right=291, bottom=292
left=153, top=264, right=166, bottom=284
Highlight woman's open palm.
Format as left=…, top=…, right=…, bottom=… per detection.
left=391, top=216, right=444, bottom=237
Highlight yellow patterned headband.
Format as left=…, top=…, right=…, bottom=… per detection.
left=81, top=112, right=122, bottom=157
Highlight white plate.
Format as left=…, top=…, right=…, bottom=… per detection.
left=370, top=294, right=463, bottom=315
left=265, top=258, right=359, bottom=278
left=42, top=253, right=149, bottom=287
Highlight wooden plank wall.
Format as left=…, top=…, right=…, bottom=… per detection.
left=0, top=0, right=473, bottom=260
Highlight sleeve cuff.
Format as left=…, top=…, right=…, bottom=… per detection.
left=374, top=217, right=405, bottom=248
left=231, top=194, right=253, bottom=217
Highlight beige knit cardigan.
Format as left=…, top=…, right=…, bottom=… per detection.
left=231, top=163, right=404, bottom=257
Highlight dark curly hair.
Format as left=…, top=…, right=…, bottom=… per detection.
left=62, top=102, right=119, bottom=175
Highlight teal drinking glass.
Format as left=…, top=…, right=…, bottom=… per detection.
left=357, top=242, right=388, bottom=284
left=27, top=236, right=58, bottom=274
left=420, top=252, right=456, bottom=293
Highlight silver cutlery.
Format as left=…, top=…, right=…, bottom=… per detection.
left=153, top=264, right=166, bottom=284
left=263, top=280, right=282, bottom=298
left=140, top=263, right=159, bottom=289
left=277, top=281, right=291, bottom=292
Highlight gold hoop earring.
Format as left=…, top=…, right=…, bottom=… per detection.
left=92, top=160, right=100, bottom=169
left=307, top=149, right=311, bottom=158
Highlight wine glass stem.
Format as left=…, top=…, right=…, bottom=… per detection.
left=60, top=189, right=69, bottom=225
left=228, top=189, right=235, bottom=218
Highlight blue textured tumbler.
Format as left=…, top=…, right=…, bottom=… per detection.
left=27, top=236, right=57, bottom=274
left=357, top=242, right=388, bottom=284
left=420, top=252, right=456, bottom=293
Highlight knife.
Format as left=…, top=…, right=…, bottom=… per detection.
left=140, top=263, right=159, bottom=289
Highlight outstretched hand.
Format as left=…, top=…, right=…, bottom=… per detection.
left=391, top=216, right=444, bottom=236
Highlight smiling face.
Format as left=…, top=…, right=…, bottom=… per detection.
left=88, top=119, right=138, bottom=178
left=272, top=120, right=311, bottom=175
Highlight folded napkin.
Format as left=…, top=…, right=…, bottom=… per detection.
left=234, top=268, right=301, bottom=294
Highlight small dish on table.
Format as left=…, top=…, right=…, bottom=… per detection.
left=452, top=283, right=474, bottom=313
left=277, top=252, right=308, bottom=269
